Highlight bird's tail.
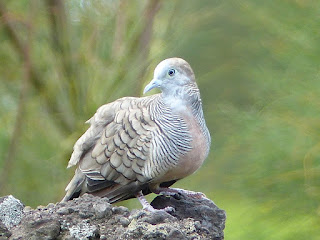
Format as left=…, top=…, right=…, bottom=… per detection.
left=61, top=168, right=86, bottom=202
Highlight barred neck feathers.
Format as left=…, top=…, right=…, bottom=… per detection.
left=160, top=83, right=211, bottom=156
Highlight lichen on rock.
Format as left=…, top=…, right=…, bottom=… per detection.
left=0, top=195, right=24, bottom=230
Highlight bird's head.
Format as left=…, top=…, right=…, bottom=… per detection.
left=143, top=58, right=196, bottom=97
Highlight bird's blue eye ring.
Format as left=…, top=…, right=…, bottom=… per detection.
left=168, top=68, right=175, bottom=77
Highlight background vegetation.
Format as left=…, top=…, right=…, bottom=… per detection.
left=0, top=0, right=319, bottom=239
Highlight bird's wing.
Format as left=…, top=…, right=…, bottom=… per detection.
left=63, top=96, right=158, bottom=201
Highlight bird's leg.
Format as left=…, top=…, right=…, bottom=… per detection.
left=136, top=191, right=155, bottom=212
left=135, top=191, right=174, bottom=212
left=152, top=187, right=208, bottom=200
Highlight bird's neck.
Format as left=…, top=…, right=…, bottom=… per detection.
left=159, top=85, right=211, bottom=156
left=161, top=84, right=201, bottom=114
left=161, top=84, right=196, bottom=110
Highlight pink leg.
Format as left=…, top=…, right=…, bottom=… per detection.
left=152, top=187, right=208, bottom=199
left=135, top=191, right=174, bottom=212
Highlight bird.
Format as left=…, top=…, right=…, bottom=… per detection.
left=62, top=58, right=211, bottom=212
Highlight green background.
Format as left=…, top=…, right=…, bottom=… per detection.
left=0, top=0, right=319, bottom=239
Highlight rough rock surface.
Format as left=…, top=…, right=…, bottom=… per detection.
left=0, top=194, right=226, bottom=240
left=0, top=195, right=24, bottom=240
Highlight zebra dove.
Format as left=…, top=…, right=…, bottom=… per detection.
left=62, top=58, right=211, bottom=211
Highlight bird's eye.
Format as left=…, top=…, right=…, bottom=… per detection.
left=168, top=69, right=176, bottom=77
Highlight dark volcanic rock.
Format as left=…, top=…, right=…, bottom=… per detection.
left=151, top=194, right=226, bottom=239
left=0, top=193, right=226, bottom=240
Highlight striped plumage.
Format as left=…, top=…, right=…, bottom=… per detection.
left=62, top=58, right=211, bottom=211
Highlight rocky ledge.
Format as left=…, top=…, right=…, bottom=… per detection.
left=0, top=193, right=226, bottom=240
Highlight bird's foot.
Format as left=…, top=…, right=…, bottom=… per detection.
left=143, top=204, right=175, bottom=213
left=136, top=190, right=175, bottom=213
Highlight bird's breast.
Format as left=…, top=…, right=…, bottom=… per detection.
left=154, top=108, right=208, bottom=183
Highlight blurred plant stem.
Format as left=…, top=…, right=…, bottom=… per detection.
left=112, top=0, right=127, bottom=60
left=0, top=1, right=31, bottom=194
left=0, top=1, right=74, bottom=134
left=108, top=0, right=161, bottom=97
left=0, top=0, right=74, bottom=194
left=135, top=0, right=161, bottom=96
left=47, top=0, right=83, bottom=121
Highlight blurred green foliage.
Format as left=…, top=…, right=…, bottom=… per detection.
left=0, top=0, right=319, bottom=239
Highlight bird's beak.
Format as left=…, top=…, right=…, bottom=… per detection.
left=143, top=78, right=159, bottom=94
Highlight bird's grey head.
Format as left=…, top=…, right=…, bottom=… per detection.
left=143, top=58, right=196, bottom=96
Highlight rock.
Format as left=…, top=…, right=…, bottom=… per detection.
left=0, top=195, right=24, bottom=230
left=1, top=194, right=226, bottom=239
left=151, top=194, right=226, bottom=239
left=0, top=221, right=11, bottom=239
left=68, top=221, right=99, bottom=239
